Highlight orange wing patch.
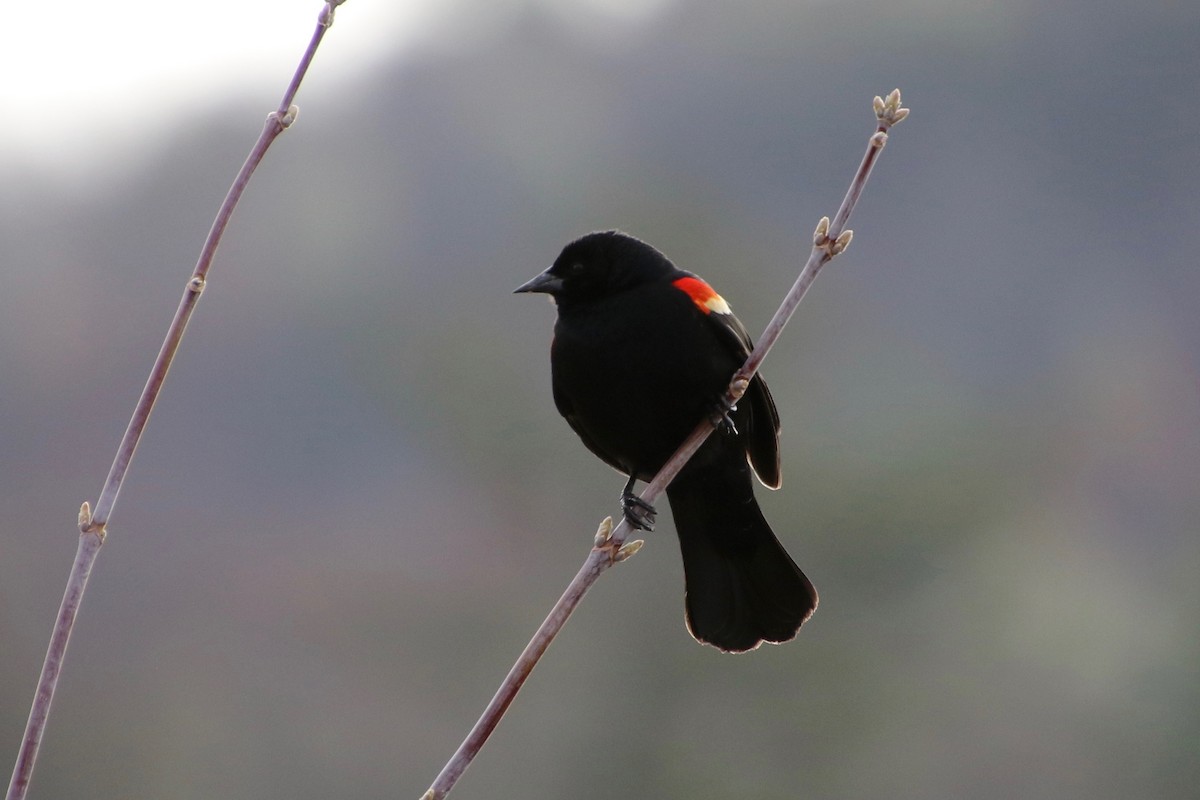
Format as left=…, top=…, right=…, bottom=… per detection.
left=673, top=276, right=732, bottom=315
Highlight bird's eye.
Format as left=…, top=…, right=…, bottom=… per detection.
left=569, top=262, right=585, bottom=275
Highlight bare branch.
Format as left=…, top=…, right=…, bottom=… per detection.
left=5, top=5, right=348, bottom=799
left=421, top=88, right=909, bottom=800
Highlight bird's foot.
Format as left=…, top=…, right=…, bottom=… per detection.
left=620, top=490, right=657, bottom=531
left=708, top=394, right=739, bottom=435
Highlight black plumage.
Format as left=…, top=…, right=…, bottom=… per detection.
left=516, top=230, right=817, bottom=652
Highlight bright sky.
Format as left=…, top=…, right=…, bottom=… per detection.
left=1, top=0, right=670, bottom=185
left=1, top=1, right=436, bottom=182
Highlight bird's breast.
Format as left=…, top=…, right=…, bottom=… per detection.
left=550, top=288, right=739, bottom=476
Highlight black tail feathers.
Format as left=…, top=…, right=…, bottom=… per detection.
left=666, top=464, right=817, bottom=653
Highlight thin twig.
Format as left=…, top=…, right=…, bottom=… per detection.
left=5, top=5, right=347, bottom=799
left=421, top=89, right=910, bottom=800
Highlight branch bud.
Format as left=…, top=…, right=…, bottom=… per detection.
left=614, top=539, right=644, bottom=562
left=279, top=104, right=299, bottom=128
left=832, top=229, right=853, bottom=255
left=874, top=89, right=909, bottom=126
left=593, top=516, right=614, bottom=546
left=813, top=216, right=831, bottom=245
left=78, top=501, right=106, bottom=541
left=320, top=0, right=346, bottom=28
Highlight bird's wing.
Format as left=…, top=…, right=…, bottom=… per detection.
left=672, top=274, right=782, bottom=489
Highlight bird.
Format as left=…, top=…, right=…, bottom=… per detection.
left=515, top=230, right=817, bottom=652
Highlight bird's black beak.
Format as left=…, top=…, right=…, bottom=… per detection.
left=514, top=269, right=563, bottom=296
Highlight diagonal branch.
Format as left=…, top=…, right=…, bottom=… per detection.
left=421, top=88, right=910, bottom=800
left=5, top=4, right=348, bottom=799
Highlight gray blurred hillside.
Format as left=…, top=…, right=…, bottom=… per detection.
left=1, top=1, right=1198, bottom=798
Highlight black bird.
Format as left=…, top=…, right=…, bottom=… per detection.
left=516, top=230, right=817, bottom=652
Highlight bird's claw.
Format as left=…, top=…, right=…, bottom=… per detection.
left=708, top=395, right=738, bottom=435
left=621, top=491, right=657, bottom=531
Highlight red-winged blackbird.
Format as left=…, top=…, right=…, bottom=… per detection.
left=516, top=230, right=817, bottom=652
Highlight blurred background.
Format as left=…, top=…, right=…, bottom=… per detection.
left=2, top=0, right=1198, bottom=798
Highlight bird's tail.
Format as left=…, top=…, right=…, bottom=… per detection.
left=666, top=461, right=817, bottom=652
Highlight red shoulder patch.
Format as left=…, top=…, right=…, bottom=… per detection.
left=672, top=276, right=732, bottom=315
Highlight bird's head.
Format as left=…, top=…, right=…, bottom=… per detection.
left=514, top=230, right=675, bottom=308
